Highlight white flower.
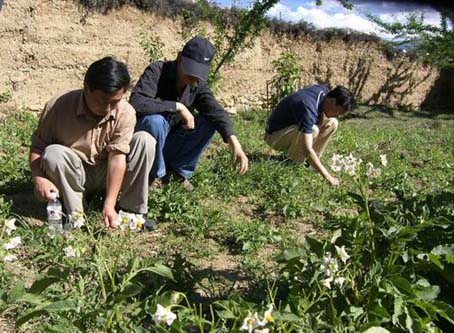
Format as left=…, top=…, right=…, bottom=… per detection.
left=117, top=211, right=145, bottom=231
left=380, top=154, right=388, bottom=167
left=3, top=236, right=21, bottom=250
left=3, top=254, right=18, bottom=263
left=366, top=162, right=382, bottom=178
left=4, top=218, right=17, bottom=236
left=136, top=215, right=145, bottom=230
left=240, top=312, right=262, bottom=332
left=330, top=153, right=363, bottom=176
left=320, top=253, right=339, bottom=277
left=262, top=304, right=273, bottom=324
left=69, top=211, right=85, bottom=229
left=128, top=218, right=138, bottom=230
left=344, top=164, right=356, bottom=176
left=344, top=154, right=362, bottom=176
left=152, top=304, right=177, bottom=326
left=330, top=153, right=344, bottom=172
left=254, top=329, right=270, bottom=333
left=334, top=277, right=346, bottom=287
left=335, top=245, right=350, bottom=264
left=63, top=245, right=79, bottom=258
left=321, top=277, right=333, bottom=289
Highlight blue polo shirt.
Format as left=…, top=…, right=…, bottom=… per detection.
left=266, top=84, right=329, bottom=134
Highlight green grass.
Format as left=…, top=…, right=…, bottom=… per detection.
left=0, top=106, right=453, bottom=332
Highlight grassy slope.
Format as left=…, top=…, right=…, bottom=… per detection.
left=0, top=106, right=453, bottom=330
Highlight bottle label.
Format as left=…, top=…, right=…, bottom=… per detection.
left=48, top=209, right=62, bottom=220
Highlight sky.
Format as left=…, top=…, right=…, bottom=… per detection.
left=214, top=0, right=442, bottom=39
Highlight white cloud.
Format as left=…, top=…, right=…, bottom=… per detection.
left=267, top=2, right=391, bottom=38
left=378, top=11, right=441, bottom=27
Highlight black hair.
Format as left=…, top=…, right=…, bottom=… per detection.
left=327, top=86, right=356, bottom=111
left=84, top=56, right=130, bottom=93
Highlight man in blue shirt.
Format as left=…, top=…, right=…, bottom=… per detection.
left=265, top=84, right=355, bottom=186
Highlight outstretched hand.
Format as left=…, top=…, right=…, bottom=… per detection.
left=327, top=175, right=340, bottom=187
left=103, top=205, right=119, bottom=228
left=228, top=135, right=249, bottom=175
left=232, top=146, right=248, bottom=175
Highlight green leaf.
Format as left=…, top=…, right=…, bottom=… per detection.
left=275, top=248, right=305, bottom=262
left=428, top=253, right=444, bottom=269
left=414, top=284, right=439, bottom=301
left=347, top=191, right=364, bottom=205
left=147, top=264, right=174, bottom=281
left=274, top=312, right=300, bottom=322
left=43, top=322, right=78, bottom=333
left=404, top=309, right=414, bottom=332
left=369, top=304, right=391, bottom=320
left=16, top=300, right=76, bottom=327
left=304, top=236, right=324, bottom=257
left=8, top=281, right=25, bottom=303
left=362, top=327, right=391, bottom=333
left=330, top=229, right=342, bottom=244
left=431, top=245, right=454, bottom=256
left=392, top=297, right=403, bottom=324
left=16, top=309, right=46, bottom=327
left=216, top=309, right=236, bottom=319
left=242, top=241, right=252, bottom=251
left=28, top=276, right=62, bottom=295
left=389, top=276, right=415, bottom=296
left=17, top=293, right=45, bottom=305
left=350, top=306, right=364, bottom=320
left=433, top=301, right=454, bottom=324
left=116, top=283, right=143, bottom=301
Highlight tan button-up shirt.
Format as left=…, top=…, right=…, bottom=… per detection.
left=31, top=89, right=136, bottom=165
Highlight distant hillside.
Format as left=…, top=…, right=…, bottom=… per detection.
left=0, top=0, right=442, bottom=112
left=78, top=0, right=382, bottom=43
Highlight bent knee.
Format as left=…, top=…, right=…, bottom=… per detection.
left=326, top=117, right=339, bottom=129
left=137, top=114, right=167, bottom=134
left=133, top=131, right=157, bottom=148
left=41, top=144, right=68, bottom=170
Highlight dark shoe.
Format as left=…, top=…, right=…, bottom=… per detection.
left=149, top=178, right=163, bottom=190
left=162, top=170, right=194, bottom=192
left=142, top=217, right=158, bottom=232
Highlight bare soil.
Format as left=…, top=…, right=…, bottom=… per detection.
left=0, top=0, right=439, bottom=113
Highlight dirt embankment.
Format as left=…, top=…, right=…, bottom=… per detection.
left=0, top=0, right=439, bottom=112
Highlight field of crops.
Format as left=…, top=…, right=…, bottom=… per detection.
left=0, top=106, right=453, bottom=332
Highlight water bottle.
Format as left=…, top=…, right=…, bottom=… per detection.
left=47, top=191, right=63, bottom=236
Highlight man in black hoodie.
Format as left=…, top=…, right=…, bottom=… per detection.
left=130, top=36, right=248, bottom=190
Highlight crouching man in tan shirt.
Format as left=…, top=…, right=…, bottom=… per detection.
left=29, top=57, right=156, bottom=229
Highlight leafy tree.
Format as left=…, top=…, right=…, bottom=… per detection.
left=267, top=51, right=300, bottom=111
left=320, top=0, right=454, bottom=69
left=193, top=0, right=279, bottom=88
left=368, top=10, right=454, bottom=69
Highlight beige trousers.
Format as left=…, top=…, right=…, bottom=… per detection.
left=265, top=117, right=338, bottom=163
left=40, top=131, right=156, bottom=214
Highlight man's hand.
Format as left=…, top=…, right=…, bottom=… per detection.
left=326, top=175, right=340, bottom=187
left=34, top=176, right=59, bottom=201
left=176, top=102, right=194, bottom=130
left=103, top=204, right=119, bottom=228
left=227, top=135, right=249, bottom=175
